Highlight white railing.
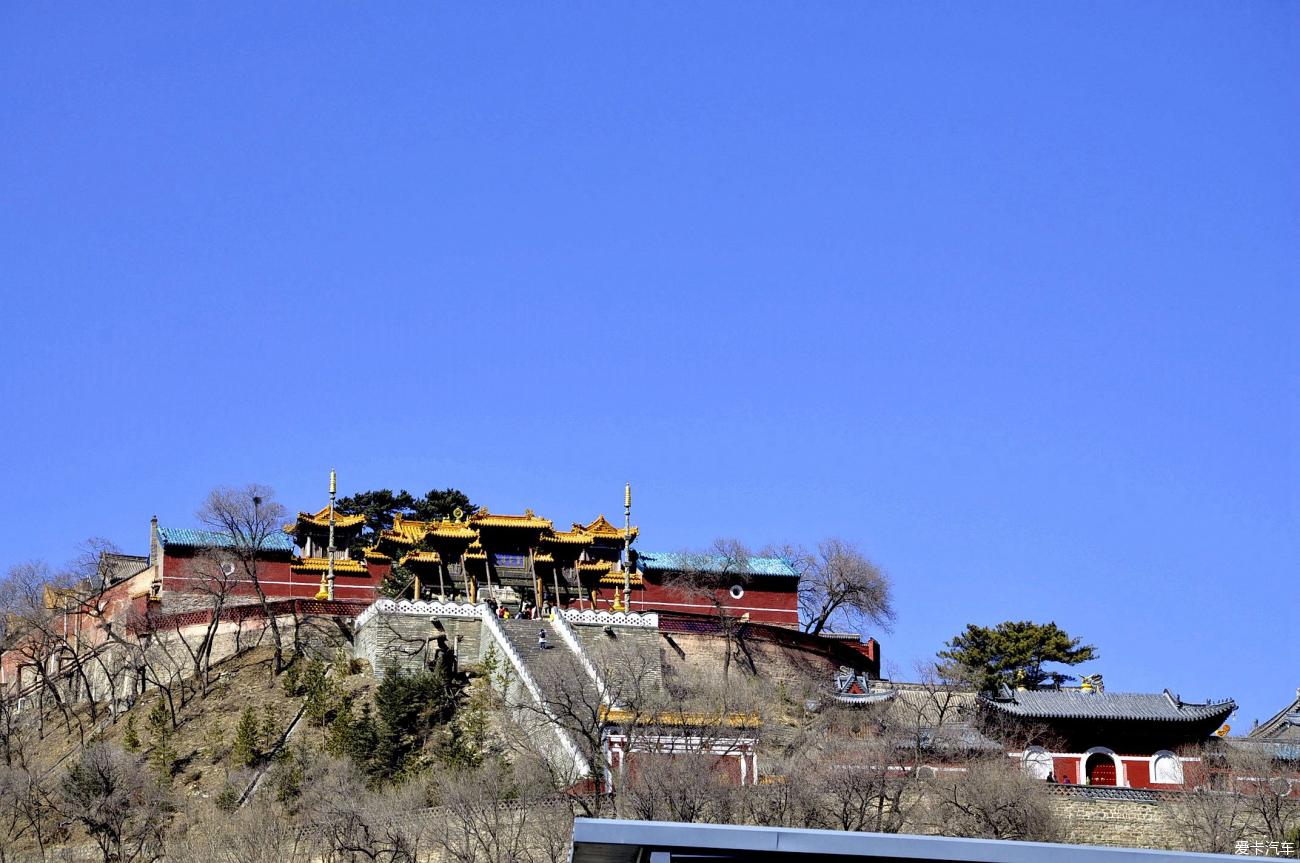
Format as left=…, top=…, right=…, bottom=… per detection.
left=479, top=605, right=591, bottom=780
left=549, top=610, right=617, bottom=709
left=354, top=598, right=481, bottom=630
left=562, top=609, right=659, bottom=629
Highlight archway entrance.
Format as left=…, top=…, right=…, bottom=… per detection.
left=1085, top=752, right=1117, bottom=786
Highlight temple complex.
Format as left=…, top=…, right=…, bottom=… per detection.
left=979, top=684, right=1236, bottom=788
left=369, top=508, right=638, bottom=612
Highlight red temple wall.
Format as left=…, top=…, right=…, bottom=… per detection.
left=637, top=577, right=799, bottom=626
left=161, top=552, right=385, bottom=602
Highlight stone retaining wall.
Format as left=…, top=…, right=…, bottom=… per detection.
left=355, top=612, right=484, bottom=678
left=1050, top=795, right=1181, bottom=850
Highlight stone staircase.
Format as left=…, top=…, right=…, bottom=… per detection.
left=495, top=617, right=602, bottom=711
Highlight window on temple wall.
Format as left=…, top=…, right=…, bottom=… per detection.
left=1151, top=751, right=1183, bottom=784
left=1021, top=746, right=1052, bottom=780
left=729, top=584, right=745, bottom=599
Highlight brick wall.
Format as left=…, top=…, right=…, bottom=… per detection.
left=572, top=623, right=664, bottom=694
left=355, top=612, right=483, bottom=679
left=1049, top=795, right=1182, bottom=849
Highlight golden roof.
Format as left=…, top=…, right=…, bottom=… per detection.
left=578, top=560, right=613, bottom=572
left=533, top=551, right=555, bottom=563
left=543, top=530, right=594, bottom=546
left=599, top=706, right=761, bottom=728
left=575, top=515, right=639, bottom=541
left=380, top=513, right=428, bottom=545
left=428, top=523, right=477, bottom=539
left=464, top=551, right=487, bottom=561
left=399, top=550, right=441, bottom=566
left=378, top=514, right=478, bottom=546
left=290, top=557, right=368, bottom=574
left=599, top=571, right=643, bottom=586
left=43, top=584, right=81, bottom=609
left=471, top=508, right=553, bottom=530
left=364, top=548, right=391, bottom=561
left=285, top=506, right=366, bottom=533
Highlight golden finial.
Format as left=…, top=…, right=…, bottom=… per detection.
left=329, top=468, right=336, bottom=495
left=625, top=482, right=631, bottom=508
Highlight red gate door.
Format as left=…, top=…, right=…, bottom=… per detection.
left=1085, top=753, right=1117, bottom=786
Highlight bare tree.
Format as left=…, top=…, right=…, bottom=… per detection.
left=772, top=539, right=894, bottom=636
left=295, top=754, right=426, bottom=863
left=58, top=743, right=174, bottom=863
left=1163, top=743, right=1300, bottom=853
left=1162, top=784, right=1251, bottom=854
left=620, top=752, right=737, bottom=824
left=198, top=485, right=290, bottom=674
left=2, top=560, right=88, bottom=739
left=1229, top=745, right=1300, bottom=846
left=0, top=761, right=60, bottom=863
left=429, top=757, right=571, bottom=863
left=168, top=801, right=309, bottom=863
left=662, top=539, right=755, bottom=681
left=739, top=759, right=830, bottom=830
left=926, top=754, right=1060, bottom=842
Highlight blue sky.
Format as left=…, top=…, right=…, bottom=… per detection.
left=2, top=5, right=1296, bottom=728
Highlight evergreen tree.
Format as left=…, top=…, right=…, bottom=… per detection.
left=231, top=705, right=260, bottom=767
left=326, top=697, right=379, bottom=772
left=260, top=705, right=281, bottom=752
left=335, top=487, right=478, bottom=558
left=146, top=700, right=176, bottom=779
left=938, top=620, right=1098, bottom=693
left=122, top=714, right=140, bottom=752
left=372, top=665, right=459, bottom=779
left=301, top=659, right=340, bottom=727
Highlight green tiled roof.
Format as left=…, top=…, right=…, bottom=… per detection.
left=158, top=527, right=297, bottom=553
left=638, top=551, right=798, bottom=577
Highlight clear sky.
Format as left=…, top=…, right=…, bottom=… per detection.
left=2, top=5, right=1296, bottom=728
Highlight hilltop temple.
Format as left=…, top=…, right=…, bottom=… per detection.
left=139, top=482, right=803, bottom=627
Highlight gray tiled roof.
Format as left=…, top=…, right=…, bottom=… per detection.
left=980, top=688, right=1235, bottom=723
left=98, top=552, right=149, bottom=586
left=1247, top=690, right=1300, bottom=741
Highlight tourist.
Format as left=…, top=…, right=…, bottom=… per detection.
left=538, top=629, right=549, bottom=649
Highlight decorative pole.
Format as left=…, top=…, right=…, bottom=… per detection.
left=327, top=468, right=337, bottom=601
left=622, top=482, right=632, bottom=613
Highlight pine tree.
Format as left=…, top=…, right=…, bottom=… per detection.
left=301, top=660, right=339, bottom=727
left=938, top=620, right=1098, bottom=693
left=373, top=664, right=459, bottom=779
left=122, top=714, right=140, bottom=752
left=231, top=705, right=260, bottom=767
left=260, top=705, right=280, bottom=753
left=147, top=700, right=176, bottom=779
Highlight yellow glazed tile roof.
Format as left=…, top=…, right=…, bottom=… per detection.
left=578, top=560, right=613, bottom=572
left=543, top=530, right=594, bottom=546
left=429, top=523, right=477, bottom=539
left=286, top=506, right=366, bottom=532
left=290, top=557, right=368, bottom=574
left=399, top=550, right=442, bottom=566
left=599, top=706, right=761, bottom=728
left=579, top=514, right=638, bottom=540
left=599, top=571, right=643, bottom=586
left=533, top=551, right=555, bottom=563
left=471, top=508, right=553, bottom=529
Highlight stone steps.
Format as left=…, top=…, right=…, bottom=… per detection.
left=496, top=618, right=601, bottom=709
